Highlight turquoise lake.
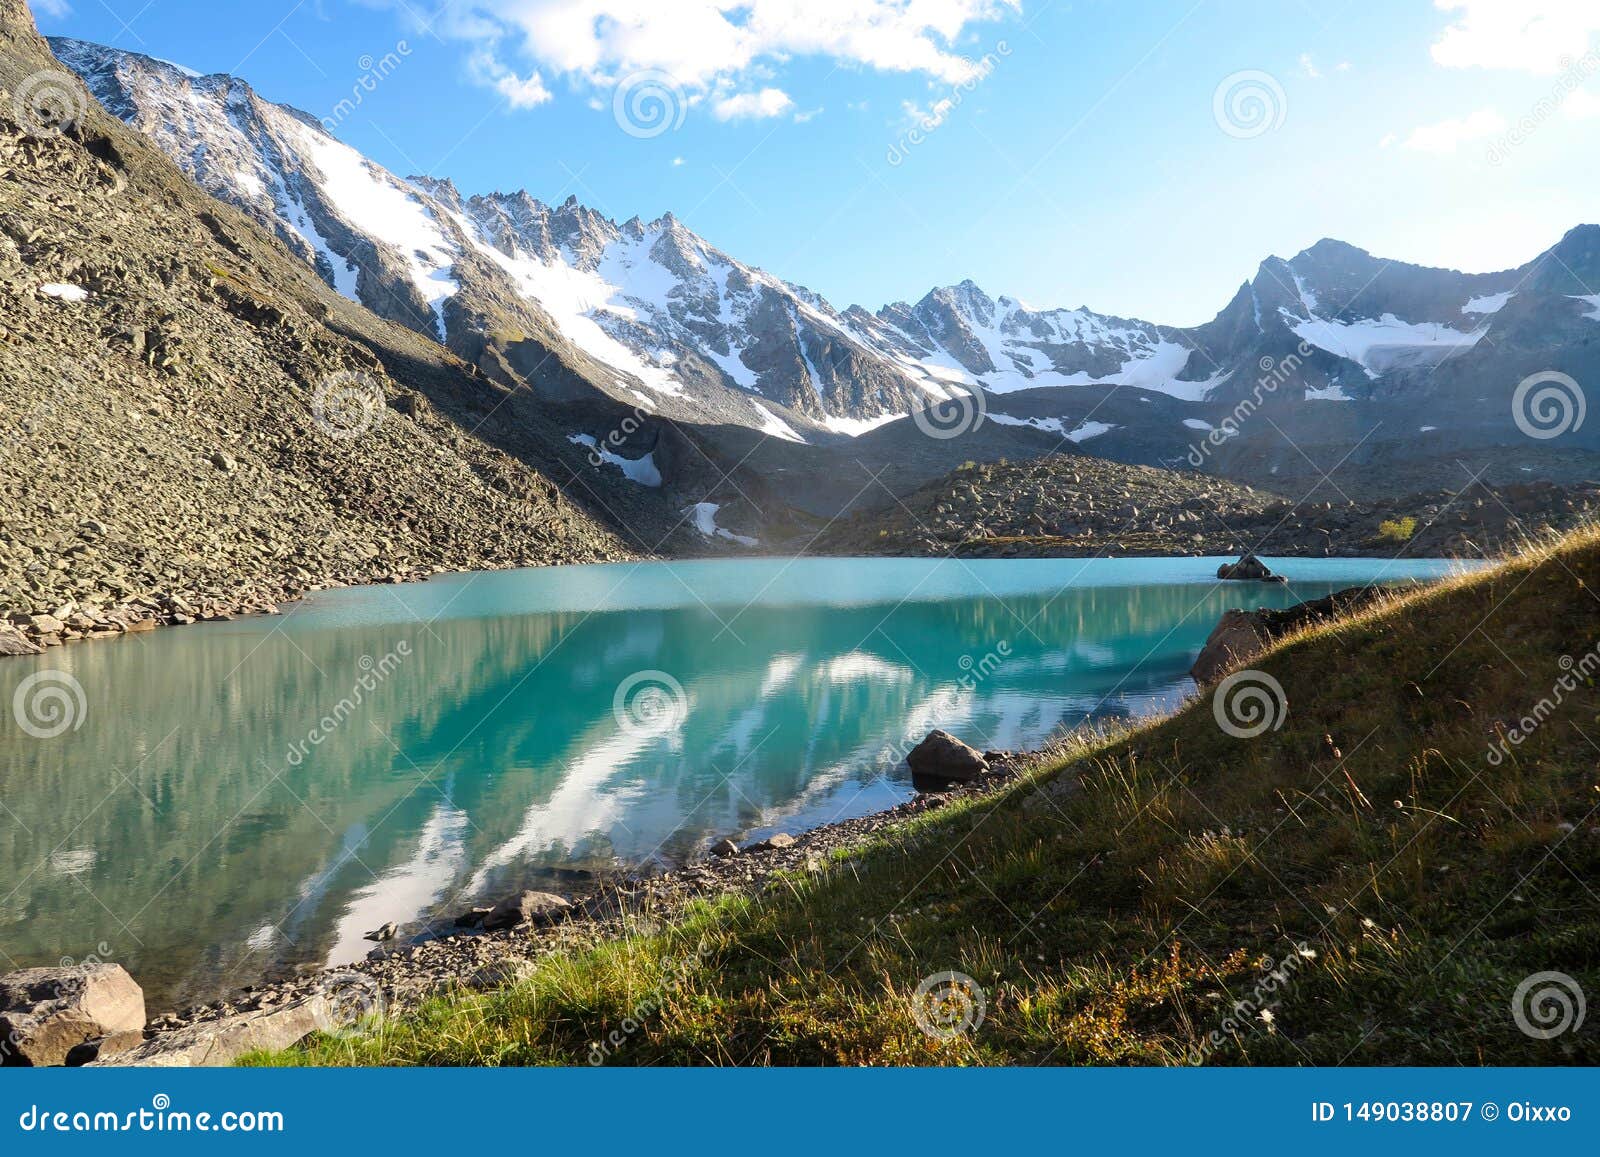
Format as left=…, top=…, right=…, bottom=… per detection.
left=0, top=555, right=1471, bottom=1010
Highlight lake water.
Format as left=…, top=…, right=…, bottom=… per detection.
left=0, top=555, right=1469, bottom=1010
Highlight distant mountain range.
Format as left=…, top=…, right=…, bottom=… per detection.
left=51, top=37, right=1600, bottom=504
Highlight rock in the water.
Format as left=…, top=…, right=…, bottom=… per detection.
left=93, top=995, right=333, bottom=1067
left=481, top=891, right=571, bottom=931
left=0, top=625, right=41, bottom=655
left=1216, top=553, right=1285, bottom=583
left=749, top=832, right=795, bottom=852
left=907, top=729, right=989, bottom=790
left=0, top=964, right=146, bottom=1067
left=709, top=838, right=740, bottom=857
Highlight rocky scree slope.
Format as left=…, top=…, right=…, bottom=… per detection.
left=0, top=3, right=640, bottom=653
left=813, top=455, right=1600, bottom=559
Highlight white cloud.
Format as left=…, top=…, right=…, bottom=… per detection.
left=1378, top=131, right=1398, bottom=148
left=1402, top=107, right=1507, bottom=152
left=1432, top=0, right=1600, bottom=74
left=1565, top=86, right=1600, bottom=118
left=468, top=49, right=552, bottom=108
left=711, top=87, right=795, bottom=121
left=671, top=156, right=686, bottom=166
left=372, top=0, right=1019, bottom=112
left=28, top=0, right=72, bottom=17
left=1299, top=53, right=1321, bottom=79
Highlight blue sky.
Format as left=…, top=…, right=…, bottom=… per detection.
left=29, top=1, right=1600, bottom=325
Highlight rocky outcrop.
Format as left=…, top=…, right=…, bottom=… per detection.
left=94, top=995, right=334, bottom=1067
left=907, top=729, right=989, bottom=789
left=0, top=963, right=145, bottom=1066
left=0, top=6, right=645, bottom=657
left=1191, top=585, right=1395, bottom=684
left=813, top=456, right=1600, bottom=562
left=1217, top=553, right=1285, bottom=583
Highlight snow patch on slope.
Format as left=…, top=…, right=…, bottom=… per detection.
left=1463, top=291, right=1513, bottom=315
left=687, top=503, right=759, bottom=547
left=567, top=433, right=662, bottom=487
left=1285, top=311, right=1487, bottom=379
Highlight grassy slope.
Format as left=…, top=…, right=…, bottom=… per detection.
left=263, top=528, right=1600, bottom=1066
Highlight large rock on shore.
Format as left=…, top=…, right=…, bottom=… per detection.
left=907, top=729, right=989, bottom=790
left=1192, top=585, right=1395, bottom=684
left=481, top=891, right=572, bottom=931
left=0, top=964, right=146, bottom=1066
left=94, top=995, right=334, bottom=1067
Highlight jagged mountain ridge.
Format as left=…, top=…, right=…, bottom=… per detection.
left=48, top=36, right=1600, bottom=484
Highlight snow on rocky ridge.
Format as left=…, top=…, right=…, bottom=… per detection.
left=51, top=36, right=1588, bottom=457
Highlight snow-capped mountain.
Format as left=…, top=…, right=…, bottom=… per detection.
left=50, top=37, right=946, bottom=438
left=51, top=36, right=1600, bottom=482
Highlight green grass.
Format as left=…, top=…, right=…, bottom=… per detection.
left=254, top=527, right=1600, bottom=1066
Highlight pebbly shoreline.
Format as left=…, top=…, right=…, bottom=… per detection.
left=130, top=752, right=1037, bottom=1051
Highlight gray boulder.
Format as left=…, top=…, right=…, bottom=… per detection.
left=907, top=729, right=989, bottom=790
left=0, top=964, right=146, bottom=1066
left=1217, top=553, right=1286, bottom=583
left=481, top=891, right=572, bottom=931
left=94, top=995, right=334, bottom=1067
